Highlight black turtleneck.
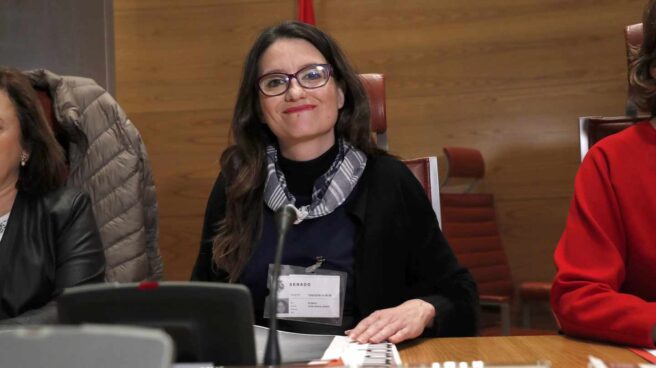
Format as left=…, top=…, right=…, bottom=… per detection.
left=278, top=142, right=339, bottom=206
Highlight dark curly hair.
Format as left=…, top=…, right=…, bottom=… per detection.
left=629, top=0, right=656, bottom=115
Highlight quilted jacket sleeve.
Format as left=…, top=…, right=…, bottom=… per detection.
left=125, top=116, right=164, bottom=280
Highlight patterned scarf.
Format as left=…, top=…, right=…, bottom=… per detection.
left=0, top=212, right=9, bottom=242
left=263, top=140, right=367, bottom=223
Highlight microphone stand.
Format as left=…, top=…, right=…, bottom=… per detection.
left=264, top=205, right=297, bottom=365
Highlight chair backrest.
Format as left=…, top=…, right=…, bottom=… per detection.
left=625, top=22, right=643, bottom=61
left=625, top=22, right=644, bottom=116
left=359, top=73, right=388, bottom=150
left=441, top=146, right=485, bottom=192
left=403, top=156, right=441, bottom=226
left=578, top=116, right=645, bottom=160
left=34, top=88, right=56, bottom=129
left=34, top=87, right=70, bottom=160
left=0, top=325, right=173, bottom=368
left=439, top=147, right=514, bottom=300
left=359, top=75, right=443, bottom=223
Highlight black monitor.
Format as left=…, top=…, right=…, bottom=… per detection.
left=57, top=281, right=256, bottom=365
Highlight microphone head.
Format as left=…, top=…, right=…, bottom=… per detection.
left=274, top=204, right=298, bottom=233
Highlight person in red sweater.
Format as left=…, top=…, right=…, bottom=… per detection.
left=551, top=0, right=656, bottom=348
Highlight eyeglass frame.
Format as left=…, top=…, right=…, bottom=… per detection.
left=256, top=63, right=333, bottom=97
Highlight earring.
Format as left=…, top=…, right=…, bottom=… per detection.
left=20, top=153, right=28, bottom=167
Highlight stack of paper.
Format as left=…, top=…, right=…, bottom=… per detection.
left=320, top=336, right=402, bottom=366
left=253, top=326, right=335, bottom=364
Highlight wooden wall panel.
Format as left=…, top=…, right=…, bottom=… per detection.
left=114, top=0, right=644, bottom=286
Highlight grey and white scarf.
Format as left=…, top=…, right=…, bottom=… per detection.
left=0, top=212, right=9, bottom=243
left=263, top=140, right=367, bottom=224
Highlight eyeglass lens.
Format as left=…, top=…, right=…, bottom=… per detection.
left=258, top=64, right=331, bottom=96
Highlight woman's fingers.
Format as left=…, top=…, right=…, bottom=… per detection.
left=347, top=299, right=435, bottom=344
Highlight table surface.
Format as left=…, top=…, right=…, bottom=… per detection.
left=398, top=335, right=648, bottom=367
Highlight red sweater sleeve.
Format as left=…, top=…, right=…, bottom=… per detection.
left=551, top=144, right=656, bottom=347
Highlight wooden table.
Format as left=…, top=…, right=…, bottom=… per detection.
left=398, top=335, right=648, bottom=367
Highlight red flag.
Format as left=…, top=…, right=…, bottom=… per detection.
left=297, top=0, right=315, bottom=25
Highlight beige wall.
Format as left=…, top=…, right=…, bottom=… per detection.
left=113, top=0, right=643, bottom=298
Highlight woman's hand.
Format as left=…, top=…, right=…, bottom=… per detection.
left=346, top=299, right=436, bottom=344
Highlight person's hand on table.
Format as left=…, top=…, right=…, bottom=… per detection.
left=346, top=299, right=436, bottom=344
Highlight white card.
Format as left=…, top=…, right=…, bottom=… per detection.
left=276, top=274, right=340, bottom=318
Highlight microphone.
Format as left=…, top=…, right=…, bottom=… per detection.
left=274, top=203, right=298, bottom=238
left=264, top=204, right=298, bottom=365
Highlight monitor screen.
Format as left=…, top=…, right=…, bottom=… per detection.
left=57, top=281, right=256, bottom=365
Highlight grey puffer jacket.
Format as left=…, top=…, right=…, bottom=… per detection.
left=25, top=69, right=164, bottom=282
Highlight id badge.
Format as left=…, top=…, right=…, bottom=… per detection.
left=264, top=264, right=347, bottom=326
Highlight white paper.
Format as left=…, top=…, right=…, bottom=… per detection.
left=253, top=325, right=335, bottom=364
left=321, top=336, right=402, bottom=366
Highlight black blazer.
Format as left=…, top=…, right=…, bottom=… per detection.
left=192, top=154, right=479, bottom=337
left=0, top=187, right=105, bottom=323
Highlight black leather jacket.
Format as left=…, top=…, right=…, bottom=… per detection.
left=0, top=187, right=105, bottom=324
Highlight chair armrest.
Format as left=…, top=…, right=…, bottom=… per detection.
left=479, top=295, right=511, bottom=336
left=519, top=282, right=551, bottom=301
left=479, top=295, right=510, bottom=306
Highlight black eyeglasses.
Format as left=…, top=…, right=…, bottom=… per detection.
left=257, top=64, right=333, bottom=97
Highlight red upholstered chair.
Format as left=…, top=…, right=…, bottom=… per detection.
left=359, top=74, right=443, bottom=223
left=577, top=25, right=648, bottom=160
left=439, top=147, right=553, bottom=336
left=35, top=88, right=56, bottom=130
left=403, top=156, right=442, bottom=225
left=625, top=23, right=644, bottom=116
left=625, top=23, right=643, bottom=51
left=34, top=87, right=70, bottom=179
left=34, top=87, right=70, bottom=157
left=579, top=116, right=646, bottom=160
left=359, top=73, right=388, bottom=150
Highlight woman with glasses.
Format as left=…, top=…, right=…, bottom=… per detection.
left=192, top=21, right=478, bottom=342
